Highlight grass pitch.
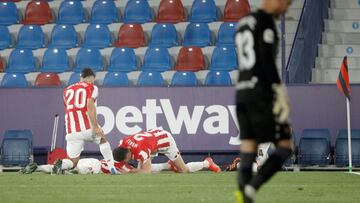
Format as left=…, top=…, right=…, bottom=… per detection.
left=0, top=172, right=360, bottom=203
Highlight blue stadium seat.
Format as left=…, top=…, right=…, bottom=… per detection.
left=0, top=26, right=12, bottom=50
left=142, top=47, right=171, bottom=72
left=103, top=72, right=129, bottom=87
left=123, top=0, right=152, bottom=24
left=171, top=71, right=198, bottom=86
left=90, top=0, right=119, bottom=24
left=189, top=0, right=218, bottom=23
left=209, top=47, right=238, bottom=71
left=6, top=49, right=36, bottom=73
left=1, top=130, right=33, bottom=166
left=74, top=48, right=103, bottom=72
left=1, top=73, right=28, bottom=87
left=16, top=25, right=45, bottom=49
left=41, top=48, right=69, bottom=73
left=149, top=23, right=179, bottom=48
left=83, top=24, right=113, bottom=48
left=0, top=2, right=19, bottom=25
left=183, top=23, right=212, bottom=47
left=298, top=129, right=331, bottom=166
left=50, top=24, right=79, bottom=49
left=137, top=71, right=165, bottom=86
left=216, top=22, right=237, bottom=47
left=335, top=129, right=360, bottom=167
left=205, top=71, right=232, bottom=86
left=68, top=72, right=81, bottom=85
left=108, top=48, right=137, bottom=72
left=57, top=1, right=85, bottom=25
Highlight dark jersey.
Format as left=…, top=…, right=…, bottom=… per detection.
left=235, top=10, right=280, bottom=102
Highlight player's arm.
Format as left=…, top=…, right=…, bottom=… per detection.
left=87, top=86, right=104, bottom=137
left=129, top=160, right=152, bottom=174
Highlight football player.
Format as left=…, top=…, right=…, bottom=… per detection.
left=235, top=0, right=293, bottom=202
left=112, top=129, right=221, bottom=174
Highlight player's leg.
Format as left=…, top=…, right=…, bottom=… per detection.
left=98, top=137, right=117, bottom=174
left=151, top=163, right=171, bottom=173
left=75, top=158, right=102, bottom=174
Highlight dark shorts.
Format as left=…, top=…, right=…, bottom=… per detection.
left=236, top=101, right=291, bottom=144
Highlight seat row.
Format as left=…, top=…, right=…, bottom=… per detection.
left=2, top=46, right=238, bottom=73
left=0, top=22, right=237, bottom=50
left=294, top=129, right=360, bottom=167
left=0, top=71, right=233, bottom=87
left=0, top=0, right=250, bottom=25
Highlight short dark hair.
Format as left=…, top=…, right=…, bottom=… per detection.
left=81, top=68, right=95, bottom=78
left=113, top=147, right=130, bottom=162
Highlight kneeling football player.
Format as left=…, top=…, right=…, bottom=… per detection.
left=112, top=128, right=221, bottom=174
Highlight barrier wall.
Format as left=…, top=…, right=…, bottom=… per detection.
left=1, top=85, right=359, bottom=151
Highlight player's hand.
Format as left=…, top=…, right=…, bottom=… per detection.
left=94, top=126, right=105, bottom=138
left=272, top=84, right=290, bottom=123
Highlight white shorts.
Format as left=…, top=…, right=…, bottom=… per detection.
left=66, top=129, right=101, bottom=159
left=154, top=130, right=180, bottom=161
left=75, top=158, right=102, bottom=174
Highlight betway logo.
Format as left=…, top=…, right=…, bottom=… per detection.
left=97, top=99, right=241, bottom=145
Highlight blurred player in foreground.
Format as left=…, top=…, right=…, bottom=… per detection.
left=52, top=68, right=117, bottom=175
left=112, top=129, right=221, bottom=174
left=20, top=159, right=134, bottom=175
left=235, top=0, right=293, bottom=202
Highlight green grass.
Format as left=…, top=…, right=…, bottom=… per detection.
left=0, top=172, right=360, bottom=203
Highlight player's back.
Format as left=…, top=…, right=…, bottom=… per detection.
left=63, top=81, right=98, bottom=134
left=235, top=10, right=280, bottom=102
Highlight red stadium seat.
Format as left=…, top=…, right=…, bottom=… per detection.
left=175, top=47, right=204, bottom=72
left=114, top=24, right=146, bottom=48
left=35, top=73, right=62, bottom=87
left=223, top=0, right=250, bottom=22
left=157, top=0, right=185, bottom=23
left=23, top=1, right=52, bottom=25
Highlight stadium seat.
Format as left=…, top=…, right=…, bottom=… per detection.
left=41, top=48, right=69, bottom=73
left=175, top=47, right=204, bottom=71
left=108, top=48, right=137, bottom=72
left=1, top=129, right=33, bottom=166
left=0, top=2, right=19, bottom=25
left=149, top=23, right=179, bottom=48
left=22, top=1, right=52, bottom=25
left=115, top=24, right=146, bottom=48
left=209, top=47, right=238, bottom=71
left=216, top=22, right=237, bottom=47
left=223, top=0, right=250, bottom=22
left=6, top=49, right=36, bottom=73
left=171, top=71, right=198, bottom=86
left=35, top=73, right=62, bottom=87
left=83, top=24, right=113, bottom=48
left=49, top=24, right=79, bottom=49
left=1, top=73, right=28, bottom=87
left=137, top=71, right=165, bottom=86
left=0, top=26, right=12, bottom=50
left=74, top=48, right=103, bottom=72
left=0, top=55, right=3, bottom=72
left=298, top=129, right=331, bottom=166
left=204, top=71, right=232, bottom=86
left=335, top=129, right=360, bottom=167
left=68, top=72, right=81, bottom=85
left=103, top=72, right=129, bottom=86
left=157, top=0, right=185, bottom=23
left=142, top=47, right=171, bottom=72
left=57, top=1, right=85, bottom=25
left=183, top=23, right=212, bottom=47
left=16, top=25, right=45, bottom=49
left=90, top=0, right=119, bottom=24
left=189, top=0, right=218, bottom=23
left=123, top=0, right=152, bottom=24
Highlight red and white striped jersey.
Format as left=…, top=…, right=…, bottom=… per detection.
left=100, top=160, right=134, bottom=174
left=119, top=129, right=172, bottom=162
left=63, top=82, right=98, bottom=134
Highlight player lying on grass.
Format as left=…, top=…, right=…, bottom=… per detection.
left=19, top=158, right=135, bottom=175
left=112, top=128, right=221, bottom=174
